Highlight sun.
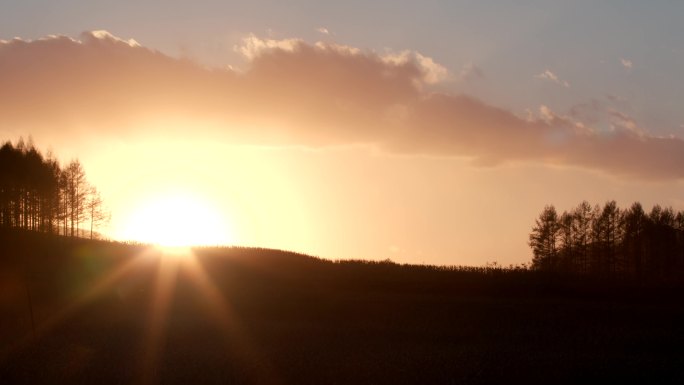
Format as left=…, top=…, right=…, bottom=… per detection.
left=120, top=192, right=233, bottom=247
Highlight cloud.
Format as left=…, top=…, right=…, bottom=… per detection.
left=83, top=30, right=141, bottom=47
left=379, top=50, right=448, bottom=85
left=237, top=35, right=448, bottom=85
left=458, top=62, right=484, bottom=82
left=568, top=99, right=604, bottom=125
left=607, top=109, right=643, bottom=136
left=316, top=27, right=330, bottom=35
left=535, top=70, right=570, bottom=87
left=621, top=58, right=633, bottom=70
left=605, top=93, right=629, bottom=105
left=2, top=31, right=684, bottom=180
left=235, top=34, right=301, bottom=60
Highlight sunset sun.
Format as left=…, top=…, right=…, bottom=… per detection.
left=121, top=193, right=233, bottom=247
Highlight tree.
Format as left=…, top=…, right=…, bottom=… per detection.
left=623, top=202, right=647, bottom=278
left=0, top=139, right=60, bottom=232
left=596, top=201, right=623, bottom=276
left=41, top=153, right=62, bottom=234
left=58, top=170, right=69, bottom=235
left=64, top=160, right=88, bottom=237
left=86, top=186, right=109, bottom=239
left=0, top=139, right=106, bottom=239
left=557, top=211, right=575, bottom=272
left=675, top=211, right=684, bottom=277
left=529, top=205, right=559, bottom=271
left=529, top=200, right=684, bottom=281
left=647, top=205, right=677, bottom=279
left=571, top=201, right=594, bottom=274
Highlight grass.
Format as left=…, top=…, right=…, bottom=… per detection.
left=1, top=229, right=683, bottom=384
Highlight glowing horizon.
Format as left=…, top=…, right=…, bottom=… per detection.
left=3, top=2, right=684, bottom=266
left=116, top=191, right=235, bottom=248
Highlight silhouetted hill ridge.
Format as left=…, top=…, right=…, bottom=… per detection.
left=2, top=228, right=684, bottom=384
left=2, top=228, right=682, bottom=301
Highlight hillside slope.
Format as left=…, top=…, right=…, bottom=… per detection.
left=1, top=230, right=683, bottom=384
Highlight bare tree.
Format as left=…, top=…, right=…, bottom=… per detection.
left=0, top=139, right=106, bottom=239
left=64, top=160, right=88, bottom=237
left=86, top=186, right=109, bottom=239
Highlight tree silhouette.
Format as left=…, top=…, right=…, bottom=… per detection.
left=623, top=202, right=646, bottom=278
left=0, top=138, right=107, bottom=238
left=530, top=200, right=684, bottom=281
left=594, top=201, right=622, bottom=275
left=64, top=160, right=88, bottom=237
left=571, top=201, right=594, bottom=274
left=529, top=205, right=559, bottom=271
left=86, top=186, right=109, bottom=239
left=557, top=210, right=574, bottom=272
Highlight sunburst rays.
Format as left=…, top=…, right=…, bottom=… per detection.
left=6, top=244, right=280, bottom=384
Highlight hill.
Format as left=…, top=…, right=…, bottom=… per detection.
left=1, top=229, right=683, bottom=384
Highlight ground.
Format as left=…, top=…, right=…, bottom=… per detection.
left=1, top=230, right=683, bottom=384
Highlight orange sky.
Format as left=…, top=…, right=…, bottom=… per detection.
left=2, top=30, right=684, bottom=265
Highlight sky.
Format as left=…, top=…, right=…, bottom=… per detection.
left=2, top=1, right=684, bottom=265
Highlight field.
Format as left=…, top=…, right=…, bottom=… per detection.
left=1, top=229, right=684, bottom=384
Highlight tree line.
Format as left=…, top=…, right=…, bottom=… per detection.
left=0, top=138, right=108, bottom=238
left=529, top=200, right=684, bottom=280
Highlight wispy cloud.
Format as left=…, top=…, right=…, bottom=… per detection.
left=86, top=30, right=140, bottom=47
left=380, top=49, right=449, bottom=85
left=2, top=31, right=684, bottom=180
left=621, top=58, right=633, bottom=70
left=316, top=27, right=330, bottom=35
left=235, top=34, right=300, bottom=60
left=568, top=98, right=644, bottom=136
left=607, top=109, right=642, bottom=136
left=535, top=69, right=570, bottom=87
left=235, top=36, right=449, bottom=85
left=458, top=62, right=484, bottom=82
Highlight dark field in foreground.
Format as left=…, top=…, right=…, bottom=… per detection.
left=1, top=230, right=683, bottom=384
